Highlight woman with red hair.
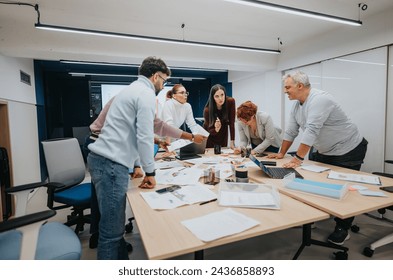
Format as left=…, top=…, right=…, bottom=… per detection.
left=234, top=101, right=282, bottom=156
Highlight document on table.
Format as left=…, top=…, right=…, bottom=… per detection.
left=140, top=184, right=217, bottom=210
left=219, top=183, right=281, bottom=209
left=155, top=166, right=203, bottom=185
left=301, top=164, right=330, bottom=173
left=328, top=170, right=381, bottom=185
left=183, top=156, right=222, bottom=165
left=155, top=160, right=184, bottom=170
left=181, top=208, right=260, bottom=242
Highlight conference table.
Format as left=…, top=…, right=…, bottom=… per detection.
left=126, top=150, right=393, bottom=260
left=247, top=157, right=393, bottom=259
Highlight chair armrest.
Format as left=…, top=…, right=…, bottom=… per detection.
left=46, top=182, right=68, bottom=192
left=46, top=182, right=67, bottom=209
left=0, top=210, right=56, bottom=233
left=5, top=181, right=51, bottom=218
left=5, top=181, right=47, bottom=194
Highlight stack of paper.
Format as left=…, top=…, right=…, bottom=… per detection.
left=218, top=182, right=281, bottom=209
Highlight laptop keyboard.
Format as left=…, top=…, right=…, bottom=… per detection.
left=268, top=167, right=298, bottom=179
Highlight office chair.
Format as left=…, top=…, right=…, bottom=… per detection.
left=41, top=138, right=92, bottom=234
left=363, top=160, right=393, bottom=257
left=0, top=181, right=81, bottom=260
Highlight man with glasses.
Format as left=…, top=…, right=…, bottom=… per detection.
left=161, top=84, right=200, bottom=137
left=87, top=56, right=171, bottom=259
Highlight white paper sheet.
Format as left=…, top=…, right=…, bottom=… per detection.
left=328, top=170, right=381, bottom=185
left=167, top=139, right=192, bottom=152
left=181, top=208, right=260, bottom=242
left=155, top=160, right=184, bottom=169
left=221, top=148, right=234, bottom=154
left=220, top=192, right=276, bottom=207
left=155, top=166, right=203, bottom=185
left=358, top=190, right=387, bottom=197
left=218, top=183, right=281, bottom=209
left=140, top=184, right=217, bottom=210
left=140, top=191, right=186, bottom=210
left=301, top=164, right=330, bottom=173
left=194, top=124, right=210, bottom=137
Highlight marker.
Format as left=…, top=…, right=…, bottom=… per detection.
left=199, top=198, right=217, bottom=205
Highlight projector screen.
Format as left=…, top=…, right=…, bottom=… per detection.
left=101, top=84, right=173, bottom=115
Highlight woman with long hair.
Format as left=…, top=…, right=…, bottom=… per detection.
left=203, top=84, right=236, bottom=149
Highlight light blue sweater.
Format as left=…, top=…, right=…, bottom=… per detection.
left=89, top=76, right=156, bottom=173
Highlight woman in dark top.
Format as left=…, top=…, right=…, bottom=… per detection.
left=203, top=84, right=236, bottom=149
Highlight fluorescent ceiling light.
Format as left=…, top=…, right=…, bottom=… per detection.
left=60, top=60, right=228, bottom=72
left=69, top=72, right=138, bottom=77
left=36, top=23, right=280, bottom=54
left=61, top=60, right=137, bottom=67
left=334, top=58, right=385, bottom=66
left=225, top=0, right=362, bottom=26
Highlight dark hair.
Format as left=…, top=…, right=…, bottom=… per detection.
left=205, top=84, right=228, bottom=126
left=236, top=101, right=257, bottom=121
left=138, top=56, right=171, bottom=78
left=166, top=84, right=184, bottom=99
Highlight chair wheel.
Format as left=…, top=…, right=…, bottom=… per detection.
left=125, top=222, right=133, bottom=233
left=126, top=242, right=133, bottom=252
left=125, top=217, right=134, bottom=233
left=363, top=247, right=374, bottom=257
left=350, top=225, right=360, bottom=233
left=333, top=251, right=348, bottom=260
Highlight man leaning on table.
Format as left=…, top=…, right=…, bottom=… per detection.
left=268, top=71, right=368, bottom=246
left=87, top=56, right=171, bottom=260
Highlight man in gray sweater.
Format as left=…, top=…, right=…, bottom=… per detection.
left=269, top=71, right=368, bottom=246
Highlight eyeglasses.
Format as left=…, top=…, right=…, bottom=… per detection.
left=157, top=74, right=168, bottom=86
left=175, top=91, right=189, bottom=96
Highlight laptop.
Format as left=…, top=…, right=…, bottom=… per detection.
left=175, top=139, right=207, bottom=160
left=154, top=144, right=160, bottom=157
left=249, top=154, right=304, bottom=179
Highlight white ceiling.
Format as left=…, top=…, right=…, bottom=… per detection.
left=1, top=0, right=392, bottom=72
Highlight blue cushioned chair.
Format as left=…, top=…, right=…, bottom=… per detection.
left=41, top=138, right=92, bottom=234
left=0, top=181, right=81, bottom=260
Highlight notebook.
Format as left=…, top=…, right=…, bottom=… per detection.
left=249, top=154, right=304, bottom=179
left=176, top=139, right=207, bottom=160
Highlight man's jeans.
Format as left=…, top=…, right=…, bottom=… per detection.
left=311, top=138, right=368, bottom=230
left=87, top=152, right=129, bottom=260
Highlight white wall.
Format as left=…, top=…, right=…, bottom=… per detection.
left=278, top=6, right=393, bottom=72
left=0, top=54, right=40, bottom=185
left=283, top=48, right=387, bottom=172
left=386, top=46, right=393, bottom=174
left=229, top=70, right=282, bottom=147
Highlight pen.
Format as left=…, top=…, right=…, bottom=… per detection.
left=199, top=198, right=217, bottom=205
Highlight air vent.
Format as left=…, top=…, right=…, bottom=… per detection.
left=20, top=70, right=31, bottom=85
